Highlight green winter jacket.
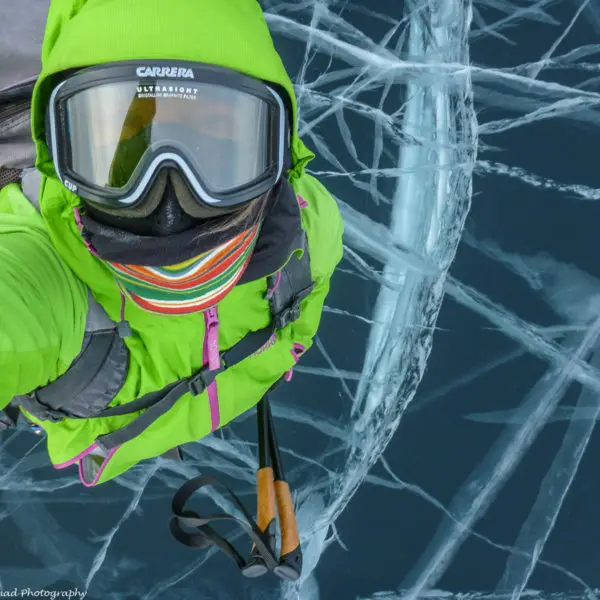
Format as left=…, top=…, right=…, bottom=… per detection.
left=0, top=0, right=344, bottom=485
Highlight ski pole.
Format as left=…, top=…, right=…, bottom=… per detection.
left=265, top=397, right=303, bottom=581
left=241, top=397, right=277, bottom=578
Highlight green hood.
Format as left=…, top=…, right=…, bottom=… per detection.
left=31, top=0, right=314, bottom=180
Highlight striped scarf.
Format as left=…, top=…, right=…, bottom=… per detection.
left=106, top=224, right=260, bottom=315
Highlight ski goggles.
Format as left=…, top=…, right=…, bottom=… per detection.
left=45, top=61, right=288, bottom=211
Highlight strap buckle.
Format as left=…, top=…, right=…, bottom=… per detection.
left=187, top=361, right=226, bottom=397
left=273, top=283, right=315, bottom=330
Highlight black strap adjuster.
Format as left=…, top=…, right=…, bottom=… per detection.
left=273, top=283, right=315, bottom=330
left=187, top=362, right=226, bottom=397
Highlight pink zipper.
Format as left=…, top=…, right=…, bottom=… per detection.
left=203, top=306, right=221, bottom=431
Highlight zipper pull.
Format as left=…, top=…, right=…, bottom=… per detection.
left=204, top=306, right=221, bottom=371
left=205, top=306, right=219, bottom=328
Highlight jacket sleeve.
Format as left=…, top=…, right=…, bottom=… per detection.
left=0, top=183, right=88, bottom=410
left=287, top=172, right=344, bottom=353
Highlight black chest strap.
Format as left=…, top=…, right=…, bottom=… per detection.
left=94, top=324, right=277, bottom=452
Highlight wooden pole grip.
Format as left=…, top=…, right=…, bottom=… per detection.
left=275, top=480, right=299, bottom=555
left=256, top=467, right=276, bottom=533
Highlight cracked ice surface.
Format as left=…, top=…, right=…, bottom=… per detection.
left=2, top=0, right=600, bottom=599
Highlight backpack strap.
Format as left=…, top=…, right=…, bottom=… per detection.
left=0, top=79, right=36, bottom=171
left=92, top=326, right=270, bottom=451
left=0, top=108, right=35, bottom=171
left=0, top=79, right=36, bottom=105
left=14, top=290, right=130, bottom=422
left=266, top=229, right=314, bottom=330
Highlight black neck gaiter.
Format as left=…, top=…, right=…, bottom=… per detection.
left=78, top=177, right=304, bottom=283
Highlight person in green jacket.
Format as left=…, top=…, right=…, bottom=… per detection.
left=0, top=0, right=344, bottom=489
